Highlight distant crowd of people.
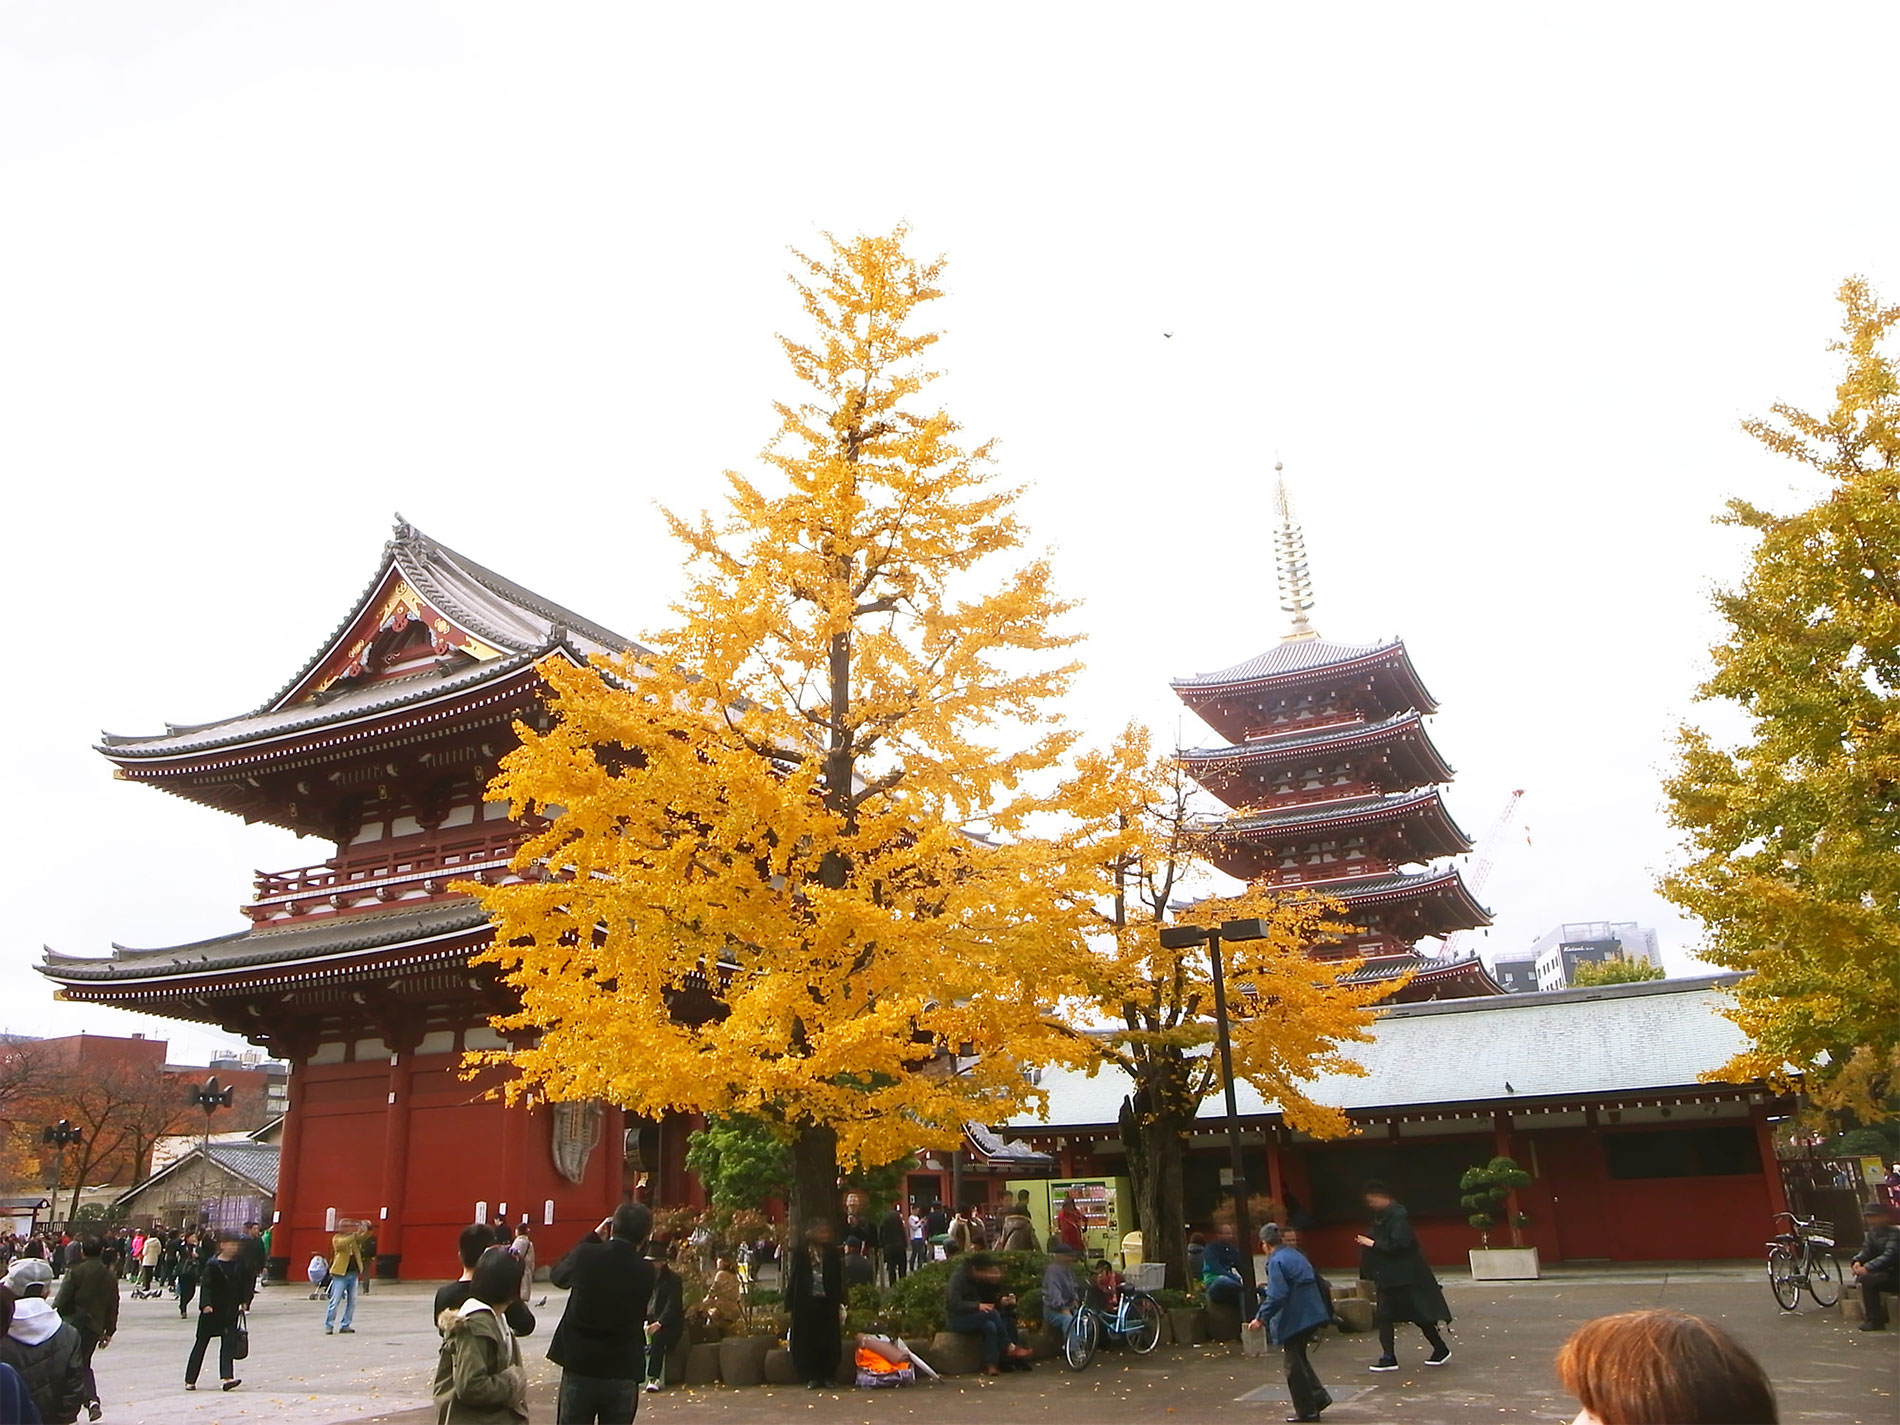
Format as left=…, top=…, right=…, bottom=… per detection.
left=0, top=1191, right=1883, bottom=1424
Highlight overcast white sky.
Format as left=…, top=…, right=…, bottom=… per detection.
left=3, top=3, right=1891, bottom=1062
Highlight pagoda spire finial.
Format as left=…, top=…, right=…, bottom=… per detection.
left=1273, top=461, right=1318, bottom=641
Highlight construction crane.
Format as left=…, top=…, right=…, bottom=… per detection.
left=1439, top=789, right=1527, bottom=961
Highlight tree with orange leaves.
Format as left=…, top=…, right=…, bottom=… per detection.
left=469, top=229, right=1112, bottom=1225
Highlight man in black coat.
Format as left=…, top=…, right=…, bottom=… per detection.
left=877, top=1203, right=909, bottom=1283
left=1355, top=1182, right=1451, bottom=1371
left=548, top=1203, right=655, bottom=1424
left=782, top=1220, right=843, bottom=1391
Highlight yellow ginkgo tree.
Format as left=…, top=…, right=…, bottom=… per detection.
left=1665, top=276, right=1900, bottom=1122
left=466, top=228, right=1110, bottom=1223
left=1074, top=727, right=1391, bottom=1284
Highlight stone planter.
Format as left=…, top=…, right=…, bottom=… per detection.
left=1168, top=1307, right=1208, bottom=1345
left=1468, top=1247, right=1540, bottom=1281
left=683, top=1341, right=723, bottom=1385
left=717, top=1333, right=774, bottom=1386
left=1204, top=1300, right=1244, bottom=1341
left=923, top=1331, right=985, bottom=1375
left=763, top=1347, right=801, bottom=1385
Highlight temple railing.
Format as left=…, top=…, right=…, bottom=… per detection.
left=247, top=825, right=526, bottom=921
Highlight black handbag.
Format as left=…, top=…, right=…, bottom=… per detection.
left=228, top=1310, right=250, bottom=1361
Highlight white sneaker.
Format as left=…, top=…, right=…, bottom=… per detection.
left=644, top=1383, right=658, bottom=1393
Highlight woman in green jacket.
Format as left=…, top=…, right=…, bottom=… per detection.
left=433, top=1248, right=528, bottom=1424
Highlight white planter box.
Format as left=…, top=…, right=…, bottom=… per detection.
left=1468, top=1247, right=1540, bottom=1280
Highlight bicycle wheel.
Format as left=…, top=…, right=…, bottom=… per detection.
left=1767, top=1245, right=1801, bottom=1310
left=1065, top=1310, right=1100, bottom=1370
left=1806, top=1251, right=1841, bottom=1307
left=1127, top=1294, right=1164, bottom=1354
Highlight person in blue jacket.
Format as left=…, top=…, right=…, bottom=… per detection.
left=1245, top=1224, right=1332, bottom=1423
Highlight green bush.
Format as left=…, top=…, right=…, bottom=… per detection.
left=886, top=1251, right=1049, bottom=1337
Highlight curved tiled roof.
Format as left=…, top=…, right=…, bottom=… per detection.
left=264, top=519, right=646, bottom=713
left=1216, top=788, right=1471, bottom=847
left=99, top=649, right=549, bottom=758
left=1179, top=709, right=1425, bottom=763
left=1171, top=636, right=1393, bottom=689
left=100, top=519, right=650, bottom=754
left=40, top=899, right=492, bottom=983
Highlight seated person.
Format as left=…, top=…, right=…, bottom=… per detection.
left=1041, top=1241, right=1082, bottom=1340
left=841, top=1240, right=875, bottom=1290
left=1091, top=1258, right=1122, bottom=1311
left=1200, top=1223, right=1246, bottom=1307
left=1186, top=1232, right=1207, bottom=1282
left=944, top=1252, right=1033, bottom=1377
left=1851, top=1201, right=1899, bottom=1332
left=692, top=1256, right=744, bottom=1335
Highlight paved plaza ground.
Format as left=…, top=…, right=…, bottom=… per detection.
left=75, top=1264, right=1895, bottom=1425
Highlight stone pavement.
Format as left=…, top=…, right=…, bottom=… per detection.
left=77, top=1265, right=1897, bottom=1425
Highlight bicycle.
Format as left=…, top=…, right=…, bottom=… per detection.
left=1063, top=1272, right=1165, bottom=1370
left=1766, top=1211, right=1841, bottom=1311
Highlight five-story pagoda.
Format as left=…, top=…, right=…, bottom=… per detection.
left=1173, top=471, right=1501, bottom=1000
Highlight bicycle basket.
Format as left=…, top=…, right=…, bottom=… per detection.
left=1800, top=1220, right=1836, bottom=1247
left=1125, top=1262, right=1167, bottom=1292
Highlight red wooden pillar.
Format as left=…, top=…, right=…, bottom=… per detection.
left=376, top=1039, right=419, bottom=1277
left=498, top=1060, right=527, bottom=1228
left=1494, top=1113, right=1523, bottom=1245
left=1264, top=1125, right=1286, bottom=1210
left=270, top=1055, right=310, bottom=1276
left=600, top=1103, right=626, bottom=1215
left=1753, top=1103, right=1789, bottom=1215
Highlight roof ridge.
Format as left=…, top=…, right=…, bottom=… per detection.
left=395, top=524, right=649, bottom=660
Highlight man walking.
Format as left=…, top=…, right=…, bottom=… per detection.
left=52, top=1238, right=117, bottom=1422
left=548, top=1203, right=655, bottom=1424
left=1355, top=1181, right=1451, bottom=1370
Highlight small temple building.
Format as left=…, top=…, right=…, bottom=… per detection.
left=40, top=523, right=698, bottom=1279
left=1172, top=471, right=1501, bottom=1000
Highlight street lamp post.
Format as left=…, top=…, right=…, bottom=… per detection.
left=1158, top=916, right=1273, bottom=1297
left=188, top=1076, right=234, bottom=1229
left=42, top=1120, right=83, bottom=1226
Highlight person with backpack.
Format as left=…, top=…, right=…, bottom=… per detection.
left=2, top=1259, right=85, bottom=1424
left=1246, top=1225, right=1332, bottom=1423
left=51, top=1239, right=116, bottom=1423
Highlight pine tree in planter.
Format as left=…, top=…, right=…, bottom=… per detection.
left=1459, top=1155, right=1539, bottom=1279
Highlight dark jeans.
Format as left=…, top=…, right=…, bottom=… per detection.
left=177, top=1276, right=197, bottom=1317
left=1205, top=1275, right=1243, bottom=1307
left=909, top=1240, right=928, bottom=1270
left=74, top=1324, right=100, bottom=1406
left=1282, top=1327, right=1331, bottom=1419
left=645, top=1330, right=681, bottom=1386
left=555, top=1371, right=639, bottom=1424
left=1862, top=1271, right=1897, bottom=1328
left=945, top=1307, right=1012, bottom=1366
left=789, top=1305, right=840, bottom=1385
left=185, top=1314, right=234, bottom=1384
left=1376, top=1288, right=1446, bottom=1358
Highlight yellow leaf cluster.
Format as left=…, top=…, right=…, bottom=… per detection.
left=1077, top=726, right=1394, bottom=1141
left=462, top=229, right=1112, bottom=1172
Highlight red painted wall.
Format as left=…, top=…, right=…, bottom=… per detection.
left=276, top=1052, right=624, bottom=1281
